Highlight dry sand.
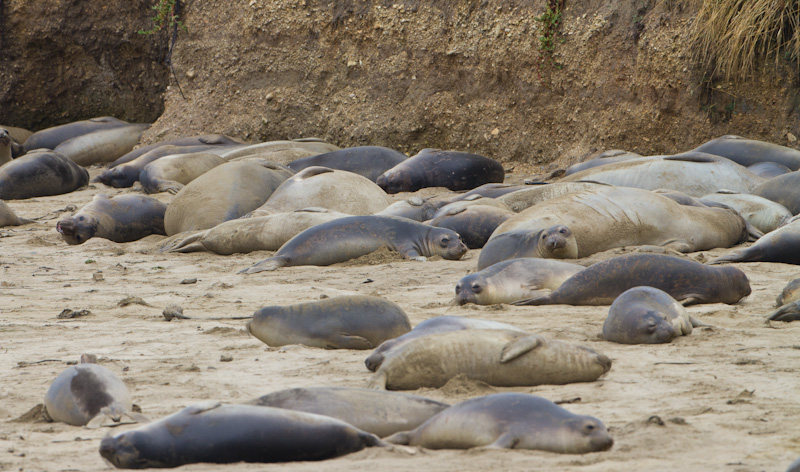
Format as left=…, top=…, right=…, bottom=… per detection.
left=1, top=167, right=799, bottom=471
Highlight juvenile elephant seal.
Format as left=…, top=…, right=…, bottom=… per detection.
left=753, top=171, right=800, bottom=215
left=53, top=123, right=149, bottom=166
left=477, top=226, right=579, bottom=269
left=164, top=159, right=294, bottom=236
left=247, top=387, right=449, bottom=437
left=455, top=258, right=585, bottom=305
left=563, top=149, right=643, bottom=176
left=99, top=402, right=385, bottom=468
left=162, top=208, right=349, bottom=254
left=710, top=219, right=800, bottom=265
left=603, top=286, right=699, bottom=344
left=777, top=278, right=800, bottom=306
left=385, top=393, right=614, bottom=453
left=513, top=253, right=751, bottom=306
left=240, top=215, right=467, bottom=273
left=376, top=197, right=439, bottom=221
left=219, top=139, right=340, bottom=161
left=0, top=129, right=13, bottom=165
left=767, top=301, right=800, bottom=322
left=438, top=183, right=527, bottom=202
left=250, top=166, right=390, bottom=216
left=247, top=295, right=412, bottom=349
left=44, top=354, right=143, bottom=427
left=376, top=148, right=505, bottom=193
left=287, top=146, right=408, bottom=181
left=0, top=200, right=33, bottom=227
left=427, top=205, right=514, bottom=249
left=108, top=134, right=244, bottom=168
left=365, top=316, right=523, bottom=372
left=24, top=116, right=129, bottom=152
left=496, top=181, right=609, bottom=213
left=693, top=135, right=800, bottom=170
left=0, top=125, right=33, bottom=145
left=747, top=161, right=792, bottom=178
left=368, top=329, right=611, bottom=390
left=57, top=194, right=167, bottom=245
left=139, top=152, right=226, bottom=194
left=0, top=150, right=89, bottom=200
left=700, top=192, right=792, bottom=233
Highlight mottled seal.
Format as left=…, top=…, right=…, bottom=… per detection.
left=240, top=215, right=467, bottom=273
left=564, top=149, right=643, bottom=176
left=753, top=171, right=800, bottom=215
left=385, top=393, right=613, bottom=453
left=164, top=159, right=294, bottom=236
left=376, top=148, right=505, bottom=193
left=247, top=387, right=449, bottom=437
left=98, top=402, right=385, bottom=468
left=365, top=316, right=523, bottom=372
left=513, top=253, right=751, bottom=306
left=376, top=197, right=439, bottom=221
left=427, top=204, right=514, bottom=249
left=602, top=286, right=699, bottom=344
left=247, top=295, right=412, bottom=349
left=108, top=134, right=244, bottom=168
left=52, top=123, right=149, bottom=166
left=477, top=226, right=579, bottom=269
left=368, top=329, right=611, bottom=390
left=24, top=116, right=129, bottom=152
left=0, top=149, right=89, bottom=200
left=139, top=152, right=226, bottom=194
left=161, top=208, right=349, bottom=254
left=57, top=194, right=167, bottom=245
left=693, top=135, right=800, bottom=170
left=747, top=161, right=792, bottom=179
left=44, top=354, right=144, bottom=427
left=455, top=258, right=585, bottom=305
left=0, top=200, right=33, bottom=227
left=710, top=219, right=800, bottom=265
left=287, top=146, right=408, bottom=181
left=700, top=192, right=792, bottom=233
left=249, top=166, right=390, bottom=217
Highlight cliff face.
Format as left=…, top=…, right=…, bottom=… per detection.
left=3, top=0, right=799, bottom=169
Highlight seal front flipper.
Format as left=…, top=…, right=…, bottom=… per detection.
left=239, top=256, right=289, bottom=274
left=500, top=335, right=542, bottom=363
left=367, top=371, right=388, bottom=390
left=478, top=432, right=519, bottom=450
left=329, top=334, right=374, bottom=350
left=767, top=301, right=800, bottom=322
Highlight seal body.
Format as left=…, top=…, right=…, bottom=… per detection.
left=247, top=295, right=412, bottom=349
left=287, top=146, right=408, bottom=181
left=0, top=150, right=89, bottom=200
left=564, top=150, right=643, bottom=176
left=710, top=219, right=800, bottom=265
left=139, top=152, right=226, bottom=194
left=747, top=161, right=792, bottom=178
left=427, top=204, right=514, bottom=249
left=753, top=171, right=800, bottom=215
left=220, top=140, right=340, bottom=161
left=385, top=393, right=614, bottom=453
left=455, top=258, right=585, bottom=305
left=376, top=198, right=439, bottom=221
left=98, top=402, right=384, bottom=468
left=603, top=286, right=695, bottom=344
left=693, top=135, right=800, bottom=170
left=24, top=116, right=129, bottom=152
left=513, top=253, right=751, bottom=306
left=57, top=194, right=167, bottom=245
left=496, top=181, right=609, bottom=213
left=376, top=148, right=505, bottom=193
left=240, top=215, right=467, bottom=273
left=700, top=192, right=792, bottom=233
left=478, top=226, right=579, bottom=269
left=368, top=329, right=612, bottom=390
left=777, top=278, right=800, bottom=306
left=108, top=134, right=244, bottom=168
left=53, top=123, right=149, bottom=166
left=247, top=387, right=449, bottom=438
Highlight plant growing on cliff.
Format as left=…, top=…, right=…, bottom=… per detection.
left=138, top=0, right=185, bottom=35
left=534, top=0, right=567, bottom=75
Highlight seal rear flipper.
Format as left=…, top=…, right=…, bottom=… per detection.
left=768, top=301, right=800, bottom=322
left=708, top=247, right=760, bottom=264
left=688, top=315, right=712, bottom=328
left=162, top=231, right=208, bottom=253
left=366, top=371, right=388, bottom=390
left=329, top=334, right=373, bottom=350
left=510, top=296, right=551, bottom=306
left=239, top=256, right=289, bottom=274
left=500, top=335, right=543, bottom=363
left=677, top=295, right=706, bottom=306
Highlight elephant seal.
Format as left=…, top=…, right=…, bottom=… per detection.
left=52, top=123, right=149, bottom=166
left=0, top=200, right=33, bottom=227
left=0, top=125, right=33, bottom=145
left=430, top=195, right=513, bottom=218
left=693, top=135, right=800, bottom=170
left=220, top=139, right=340, bottom=161
left=753, top=171, right=800, bottom=215
left=496, top=181, right=610, bottom=212
left=164, top=159, right=294, bottom=236
left=250, top=166, right=390, bottom=217
left=767, top=301, right=800, bottom=322
left=477, top=226, right=579, bottom=269
left=23, top=116, right=129, bottom=152
left=376, top=197, right=439, bottom=221
left=226, top=147, right=318, bottom=165
left=57, top=194, right=167, bottom=245
left=427, top=204, right=514, bottom=249
left=438, top=183, right=528, bottom=203
left=787, top=457, right=800, bottom=472
left=108, top=134, right=244, bottom=168
left=247, top=295, right=411, bottom=349
left=777, top=278, right=800, bottom=306
left=98, top=402, right=385, bottom=468
left=0, top=129, right=13, bottom=165
left=0, top=150, right=89, bottom=200
left=710, top=218, right=800, bottom=265
left=161, top=208, right=349, bottom=254
left=747, top=161, right=792, bottom=178
left=385, top=393, right=614, bottom=453
left=513, top=253, right=751, bottom=306
left=287, top=146, right=408, bottom=181
left=454, top=258, right=585, bottom=305
left=247, top=387, right=449, bottom=437
left=365, top=316, right=523, bottom=372
left=368, top=329, right=611, bottom=390
left=564, top=149, right=643, bottom=176
left=602, top=286, right=700, bottom=344
left=240, top=215, right=468, bottom=273
left=376, top=148, right=505, bottom=193
left=700, top=192, right=792, bottom=233
left=490, top=186, right=751, bottom=259
left=139, top=152, right=226, bottom=194
left=44, top=354, right=144, bottom=427
left=559, top=152, right=765, bottom=196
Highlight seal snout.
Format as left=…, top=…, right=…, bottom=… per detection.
left=596, top=354, right=612, bottom=373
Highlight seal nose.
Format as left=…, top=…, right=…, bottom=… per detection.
left=547, top=235, right=565, bottom=250
left=596, top=354, right=612, bottom=373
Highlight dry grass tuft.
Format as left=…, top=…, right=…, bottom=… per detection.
left=691, top=0, right=800, bottom=81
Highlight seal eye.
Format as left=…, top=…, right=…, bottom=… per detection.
left=78, top=216, right=85, bottom=221
left=471, top=283, right=482, bottom=293
left=559, top=228, right=567, bottom=235
left=455, top=284, right=462, bottom=294
left=440, top=235, right=450, bottom=247
left=584, top=423, right=596, bottom=433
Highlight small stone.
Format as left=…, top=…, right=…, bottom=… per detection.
left=788, top=132, right=797, bottom=143
left=180, top=278, right=197, bottom=285
left=220, top=355, right=233, bottom=362
left=93, top=272, right=104, bottom=282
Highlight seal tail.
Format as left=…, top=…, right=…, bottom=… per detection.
left=238, top=256, right=288, bottom=274
left=707, top=250, right=747, bottom=265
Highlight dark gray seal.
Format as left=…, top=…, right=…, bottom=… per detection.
left=286, top=146, right=408, bottom=181
left=710, top=219, right=800, bottom=265
left=368, top=329, right=611, bottom=390
left=477, top=225, right=579, bottom=270
left=0, top=149, right=89, bottom=200
left=513, top=253, right=751, bottom=306
left=693, top=135, right=800, bottom=170
left=247, top=295, right=412, bottom=349
left=98, top=402, right=386, bottom=468
left=57, top=194, right=167, bottom=245
left=240, top=215, right=468, bottom=273
left=455, top=257, right=585, bottom=305
left=247, top=387, right=449, bottom=437
left=385, top=393, right=614, bottom=453
left=603, top=286, right=699, bottom=344
left=427, top=204, right=514, bottom=249
left=24, top=116, right=129, bottom=152
left=108, top=134, right=244, bottom=168
left=376, top=148, right=505, bottom=193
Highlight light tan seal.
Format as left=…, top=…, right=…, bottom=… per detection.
left=139, top=152, right=226, bottom=194
left=52, top=123, right=149, bottom=166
